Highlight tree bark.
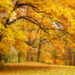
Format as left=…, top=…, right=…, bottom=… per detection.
left=54, top=58, right=56, bottom=65
left=37, top=39, right=41, bottom=62
left=73, top=53, right=75, bottom=66
left=0, top=53, right=2, bottom=63
left=27, top=50, right=32, bottom=61
left=68, top=49, right=72, bottom=65
left=0, top=35, right=2, bottom=63
left=18, top=52, right=21, bottom=63
left=37, top=49, right=41, bottom=62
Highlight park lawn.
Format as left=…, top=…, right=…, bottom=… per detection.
left=0, top=62, right=75, bottom=75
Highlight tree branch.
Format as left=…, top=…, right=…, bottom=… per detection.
left=5, top=16, right=50, bottom=35
left=13, top=1, right=44, bottom=13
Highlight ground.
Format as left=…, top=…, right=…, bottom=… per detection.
left=0, top=62, right=75, bottom=75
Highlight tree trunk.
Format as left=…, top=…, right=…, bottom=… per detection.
left=18, top=52, right=21, bottom=63
left=0, top=53, right=2, bottom=63
left=0, top=35, right=2, bottom=42
left=73, top=53, right=75, bottom=66
left=68, top=49, right=72, bottom=65
left=54, top=58, right=56, bottom=65
left=27, top=50, right=32, bottom=61
left=4, top=58, right=8, bottom=63
left=0, top=35, right=2, bottom=63
left=37, top=41, right=41, bottom=62
left=37, top=50, right=41, bottom=62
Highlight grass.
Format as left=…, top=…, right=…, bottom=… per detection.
left=0, top=62, right=75, bottom=75
left=1, top=69, right=75, bottom=75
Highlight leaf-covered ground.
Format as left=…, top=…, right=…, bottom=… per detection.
left=0, top=62, right=75, bottom=75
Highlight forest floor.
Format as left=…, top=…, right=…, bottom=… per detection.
left=0, top=62, right=75, bottom=75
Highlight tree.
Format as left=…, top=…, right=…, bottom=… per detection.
left=0, top=0, right=75, bottom=65
left=51, top=50, right=58, bottom=65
